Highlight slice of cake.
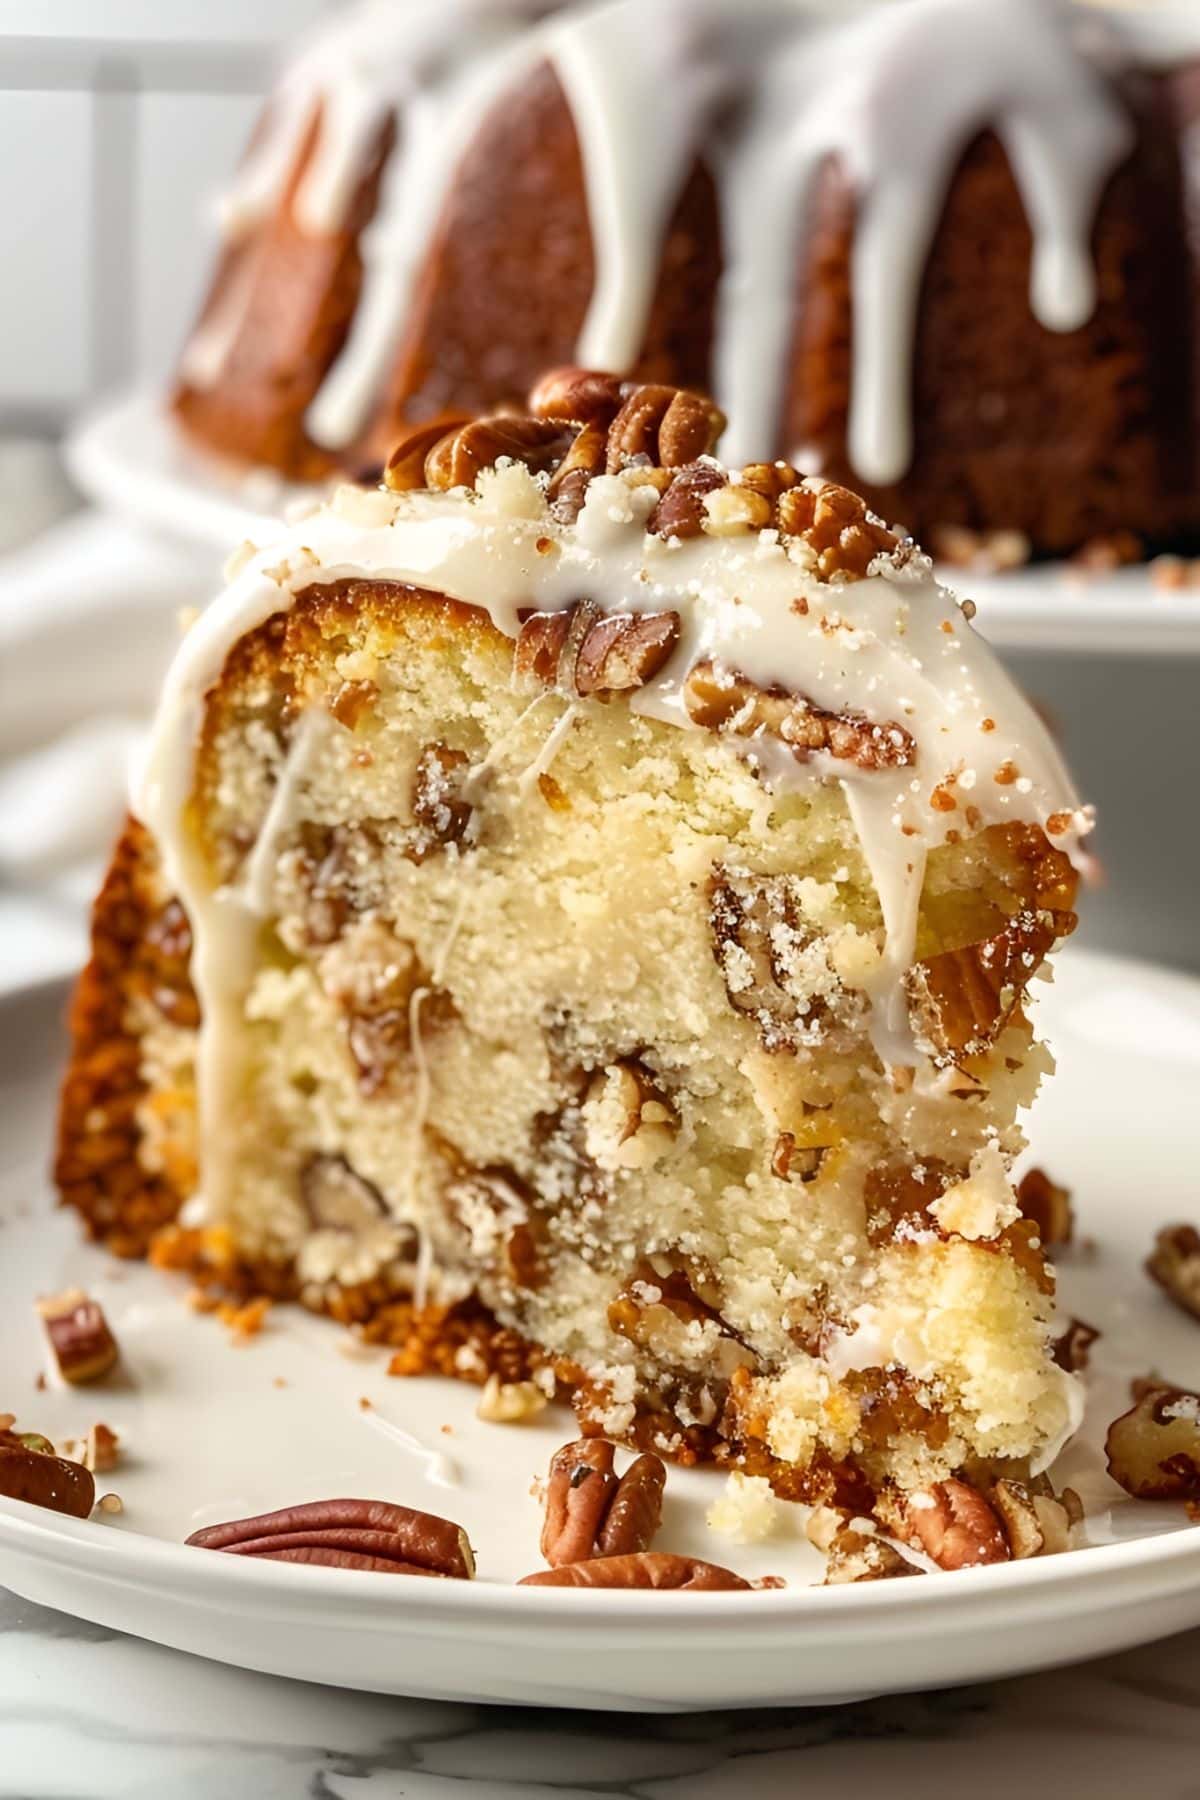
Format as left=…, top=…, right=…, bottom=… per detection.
left=58, top=368, right=1091, bottom=1519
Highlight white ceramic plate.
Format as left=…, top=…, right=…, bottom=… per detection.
left=2, top=948, right=1200, bottom=1711
left=66, top=388, right=1200, bottom=657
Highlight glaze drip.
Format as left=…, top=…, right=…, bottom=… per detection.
left=181, top=0, right=1200, bottom=483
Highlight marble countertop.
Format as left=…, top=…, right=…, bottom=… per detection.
left=2, top=1589, right=1198, bottom=1798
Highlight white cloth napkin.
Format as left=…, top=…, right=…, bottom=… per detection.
left=0, top=506, right=216, bottom=994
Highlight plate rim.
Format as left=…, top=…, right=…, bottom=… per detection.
left=5, top=942, right=1200, bottom=1626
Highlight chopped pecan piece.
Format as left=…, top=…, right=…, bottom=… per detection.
left=649, top=461, right=729, bottom=539
left=822, top=1524, right=921, bottom=1585
left=908, top=1479, right=1010, bottom=1570
left=187, top=1498, right=475, bottom=1577
left=1052, top=1317, right=1100, bottom=1373
left=540, top=1438, right=666, bottom=1566
left=683, top=659, right=914, bottom=771
left=0, top=1445, right=95, bottom=1518
left=37, top=1289, right=119, bottom=1386
left=582, top=1059, right=679, bottom=1171
left=1105, top=1386, right=1200, bottom=1500
left=520, top=1552, right=749, bottom=1590
left=908, top=909, right=1061, bottom=1063
left=1016, top=1166, right=1074, bottom=1249
left=990, top=1477, right=1079, bottom=1558
left=300, top=1154, right=387, bottom=1233
left=410, top=742, right=472, bottom=856
left=776, top=478, right=902, bottom=579
left=709, top=868, right=836, bottom=1053
left=475, top=1374, right=547, bottom=1424
left=1146, top=1224, right=1200, bottom=1321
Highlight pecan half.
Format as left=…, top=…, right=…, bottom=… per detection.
left=540, top=1439, right=666, bottom=1565
left=540, top=1439, right=617, bottom=1566
left=1147, top=1224, right=1200, bottom=1322
left=0, top=1445, right=95, bottom=1518
left=1105, top=1386, right=1200, bottom=1500
left=607, top=384, right=725, bottom=472
left=520, top=1552, right=748, bottom=1590
left=37, top=1289, right=119, bottom=1386
left=382, top=416, right=473, bottom=492
left=597, top=1455, right=667, bottom=1557
left=424, top=416, right=568, bottom=491
left=908, top=1479, right=1010, bottom=1570
left=186, top=1498, right=475, bottom=1577
left=1016, top=1167, right=1074, bottom=1249
left=682, top=658, right=914, bottom=771
left=529, top=367, right=624, bottom=428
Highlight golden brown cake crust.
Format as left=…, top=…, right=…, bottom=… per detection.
left=54, top=817, right=198, bottom=1258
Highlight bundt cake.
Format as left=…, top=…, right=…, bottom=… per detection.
left=173, top=0, right=1200, bottom=559
left=58, top=370, right=1092, bottom=1518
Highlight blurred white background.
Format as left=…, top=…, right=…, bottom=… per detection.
left=0, top=2, right=334, bottom=427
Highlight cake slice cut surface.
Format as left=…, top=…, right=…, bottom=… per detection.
left=60, top=370, right=1091, bottom=1517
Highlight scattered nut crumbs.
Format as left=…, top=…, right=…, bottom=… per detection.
left=358, top=1396, right=373, bottom=1411
left=97, top=1493, right=123, bottom=1515
left=706, top=1471, right=782, bottom=1543
left=476, top=1374, right=547, bottom=1424
left=217, top=1296, right=271, bottom=1340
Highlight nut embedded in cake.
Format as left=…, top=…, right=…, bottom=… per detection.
left=58, top=368, right=1092, bottom=1524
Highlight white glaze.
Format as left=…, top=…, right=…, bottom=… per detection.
left=180, top=0, right=1200, bottom=482
left=138, top=463, right=1090, bottom=1225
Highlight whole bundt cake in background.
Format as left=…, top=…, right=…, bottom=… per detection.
left=172, top=0, right=1200, bottom=561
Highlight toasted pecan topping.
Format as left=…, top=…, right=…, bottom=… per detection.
left=378, top=372, right=906, bottom=577
left=606, top=383, right=725, bottom=472
left=908, top=908, right=1063, bottom=1064
left=777, top=479, right=901, bottom=579
left=649, top=460, right=729, bottom=539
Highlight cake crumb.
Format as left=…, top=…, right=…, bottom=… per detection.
left=706, top=1471, right=782, bottom=1543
